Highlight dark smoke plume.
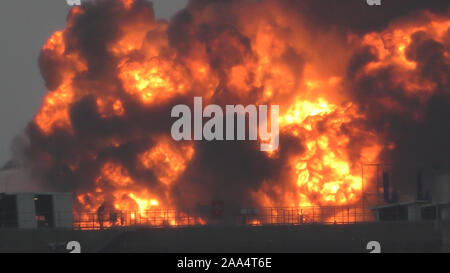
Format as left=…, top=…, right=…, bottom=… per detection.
left=18, top=0, right=450, bottom=212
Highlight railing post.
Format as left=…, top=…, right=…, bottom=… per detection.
left=333, top=207, right=336, bottom=224
left=347, top=207, right=350, bottom=224
left=312, top=207, right=315, bottom=224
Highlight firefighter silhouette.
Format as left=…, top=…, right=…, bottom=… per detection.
left=97, top=202, right=106, bottom=229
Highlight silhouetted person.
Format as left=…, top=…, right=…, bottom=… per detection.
left=97, top=203, right=106, bottom=230
left=110, top=211, right=118, bottom=226
left=119, top=212, right=125, bottom=226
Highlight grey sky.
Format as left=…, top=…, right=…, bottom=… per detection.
left=0, top=0, right=188, bottom=166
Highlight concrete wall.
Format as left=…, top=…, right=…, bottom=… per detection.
left=0, top=222, right=445, bottom=253
left=440, top=221, right=450, bottom=252
left=53, top=193, right=73, bottom=228
left=408, top=205, right=422, bottom=221
left=16, top=193, right=37, bottom=229
left=0, top=228, right=123, bottom=253
left=432, top=175, right=450, bottom=203
left=100, top=222, right=442, bottom=253
left=442, top=207, right=450, bottom=221
left=4, top=192, right=73, bottom=229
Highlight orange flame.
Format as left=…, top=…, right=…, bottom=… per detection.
left=32, top=2, right=450, bottom=229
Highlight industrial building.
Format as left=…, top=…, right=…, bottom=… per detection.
left=0, top=192, right=73, bottom=229
left=370, top=171, right=450, bottom=223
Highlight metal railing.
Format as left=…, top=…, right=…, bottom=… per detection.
left=241, top=206, right=375, bottom=226
left=0, top=206, right=376, bottom=230
left=73, top=209, right=205, bottom=230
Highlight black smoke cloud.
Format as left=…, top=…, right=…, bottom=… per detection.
left=346, top=18, right=450, bottom=198
left=279, top=0, right=450, bottom=34
left=21, top=0, right=450, bottom=211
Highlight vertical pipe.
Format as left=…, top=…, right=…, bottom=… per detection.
left=332, top=208, right=335, bottom=224
left=383, top=171, right=390, bottom=203
left=376, top=166, right=380, bottom=204
left=361, top=162, right=364, bottom=222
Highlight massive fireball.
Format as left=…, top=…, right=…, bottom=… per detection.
left=25, top=0, right=450, bottom=227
